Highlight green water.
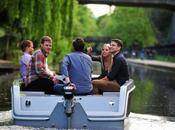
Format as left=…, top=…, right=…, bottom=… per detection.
left=0, top=63, right=175, bottom=117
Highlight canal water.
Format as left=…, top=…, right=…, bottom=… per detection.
left=0, top=63, right=175, bottom=116
left=0, top=71, right=18, bottom=111
left=128, top=63, right=175, bottom=117
left=0, top=62, right=175, bottom=129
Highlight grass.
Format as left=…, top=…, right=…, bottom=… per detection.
left=154, top=55, right=175, bottom=63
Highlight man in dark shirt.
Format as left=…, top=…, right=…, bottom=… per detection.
left=92, top=39, right=129, bottom=93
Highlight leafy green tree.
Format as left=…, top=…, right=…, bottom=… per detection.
left=72, top=4, right=99, bottom=38
left=97, top=15, right=112, bottom=37
left=98, top=7, right=157, bottom=48
left=146, top=8, right=173, bottom=45
left=0, top=0, right=75, bottom=63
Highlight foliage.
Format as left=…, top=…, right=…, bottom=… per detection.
left=0, top=0, right=75, bottom=63
left=98, top=7, right=157, bottom=48
left=49, top=39, right=72, bottom=63
left=72, top=4, right=99, bottom=38
left=96, top=15, right=112, bottom=37
left=1, top=1, right=173, bottom=64
left=146, top=8, right=173, bottom=45
left=154, top=54, right=175, bottom=63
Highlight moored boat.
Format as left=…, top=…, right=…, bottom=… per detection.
left=11, top=78, right=135, bottom=130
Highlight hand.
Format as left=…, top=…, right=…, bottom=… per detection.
left=64, top=77, right=70, bottom=84
left=86, top=47, right=93, bottom=55
left=53, top=76, right=60, bottom=84
left=68, top=82, right=77, bottom=91
left=102, top=76, right=108, bottom=80
left=48, top=70, right=55, bottom=76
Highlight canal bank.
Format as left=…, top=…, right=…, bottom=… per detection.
left=0, top=60, right=18, bottom=70
left=1, top=58, right=174, bottom=70
left=127, top=58, right=175, bottom=70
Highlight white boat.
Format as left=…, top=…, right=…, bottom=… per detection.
left=11, top=78, right=135, bottom=130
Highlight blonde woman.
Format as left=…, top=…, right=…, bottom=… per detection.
left=92, top=39, right=129, bottom=93
left=87, top=43, right=113, bottom=79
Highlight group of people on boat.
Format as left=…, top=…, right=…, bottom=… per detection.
left=19, top=36, right=129, bottom=95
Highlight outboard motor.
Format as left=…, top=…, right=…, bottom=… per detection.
left=63, top=84, right=75, bottom=129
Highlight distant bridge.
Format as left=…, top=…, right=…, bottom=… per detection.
left=84, top=36, right=111, bottom=43
left=78, top=0, right=175, bottom=11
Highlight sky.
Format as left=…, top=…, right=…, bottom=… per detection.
left=86, top=4, right=115, bottom=17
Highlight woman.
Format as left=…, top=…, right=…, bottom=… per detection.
left=87, top=43, right=113, bottom=79
left=20, top=40, right=34, bottom=87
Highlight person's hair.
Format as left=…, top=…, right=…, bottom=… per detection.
left=102, top=43, right=110, bottom=49
left=111, top=39, right=123, bottom=49
left=20, top=40, right=33, bottom=52
left=73, top=38, right=85, bottom=52
left=40, top=36, right=52, bottom=44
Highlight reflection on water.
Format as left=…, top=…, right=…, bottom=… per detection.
left=0, top=72, right=18, bottom=111
left=129, top=63, right=175, bottom=116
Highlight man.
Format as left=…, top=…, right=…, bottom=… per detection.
left=25, top=36, right=59, bottom=94
left=92, top=39, right=129, bottom=92
left=20, top=40, right=34, bottom=85
left=61, top=38, right=93, bottom=95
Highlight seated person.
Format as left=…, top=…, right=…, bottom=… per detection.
left=19, top=40, right=34, bottom=88
left=87, top=43, right=113, bottom=79
left=61, top=38, right=93, bottom=95
left=92, top=39, right=129, bottom=93
left=25, top=36, right=59, bottom=94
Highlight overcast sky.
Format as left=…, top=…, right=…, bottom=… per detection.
left=86, top=4, right=115, bottom=17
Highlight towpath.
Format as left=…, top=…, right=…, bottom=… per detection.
left=127, top=58, right=175, bottom=69
left=0, top=60, right=18, bottom=70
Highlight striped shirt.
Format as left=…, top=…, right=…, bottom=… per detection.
left=27, top=49, right=54, bottom=85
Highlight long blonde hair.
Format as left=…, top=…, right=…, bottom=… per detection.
left=101, top=43, right=113, bottom=72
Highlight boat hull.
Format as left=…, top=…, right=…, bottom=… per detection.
left=11, top=79, right=135, bottom=130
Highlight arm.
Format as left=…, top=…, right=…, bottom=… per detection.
left=20, top=62, right=28, bottom=80
left=86, top=47, right=101, bottom=62
left=61, top=55, right=70, bottom=83
left=34, top=53, right=54, bottom=80
left=20, top=55, right=31, bottom=81
left=91, top=55, right=101, bottom=62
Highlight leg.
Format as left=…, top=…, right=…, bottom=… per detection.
left=26, top=78, right=54, bottom=94
left=92, top=79, right=120, bottom=93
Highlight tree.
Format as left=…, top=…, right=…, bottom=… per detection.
left=72, top=4, right=99, bottom=38
left=98, top=7, right=157, bottom=48
left=146, top=8, right=173, bottom=45
left=0, top=0, right=75, bottom=63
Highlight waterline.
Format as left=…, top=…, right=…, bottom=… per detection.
left=1, top=111, right=175, bottom=130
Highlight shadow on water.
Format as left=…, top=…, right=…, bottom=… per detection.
left=0, top=71, right=19, bottom=111
left=129, top=63, right=175, bottom=117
